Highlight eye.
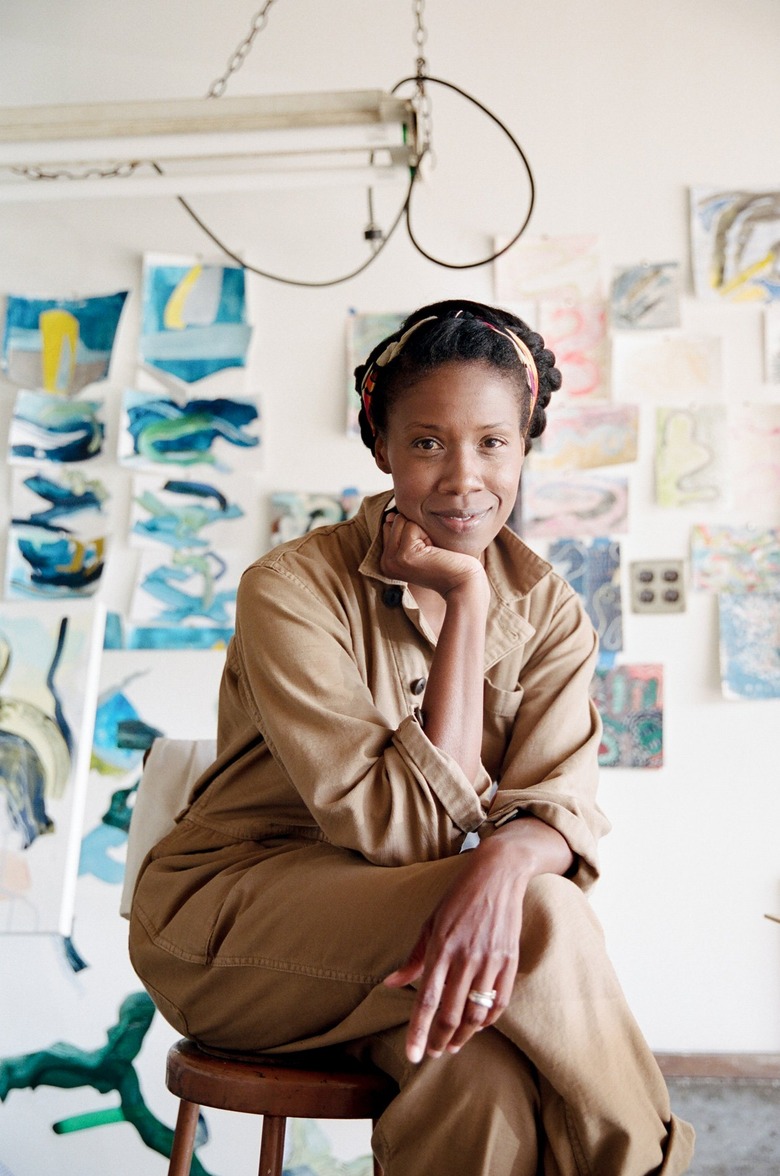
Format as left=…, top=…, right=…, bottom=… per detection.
left=412, top=437, right=442, bottom=451
left=482, top=436, right=507, bottom=449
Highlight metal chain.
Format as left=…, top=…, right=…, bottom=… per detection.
left=205, top=0, right=280, bottom=98
left=411, top=0, right=433, bottom=158
left=11, top=161, right=144, bottom=181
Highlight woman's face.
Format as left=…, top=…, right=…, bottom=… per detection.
left=373, top=361, right=526, bottom=560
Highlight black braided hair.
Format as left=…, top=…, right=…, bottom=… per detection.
left=353, top=298, right=562, bottom=454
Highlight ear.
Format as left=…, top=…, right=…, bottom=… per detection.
left=373, top=433, right=392, bottom=475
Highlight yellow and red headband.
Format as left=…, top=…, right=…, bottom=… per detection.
left=359, top=313, right=539, bottom=436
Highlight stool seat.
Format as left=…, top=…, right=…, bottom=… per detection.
left=165, top=1038, right=398, bottom=1176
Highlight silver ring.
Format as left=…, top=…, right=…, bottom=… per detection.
left=467, top=988, right=497, bottom=1009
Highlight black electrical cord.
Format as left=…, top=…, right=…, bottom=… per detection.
left=162, top=74, right=535, bottom=286
left=390, top=73, right=536, bottom=269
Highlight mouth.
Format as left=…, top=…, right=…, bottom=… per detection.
left=430, top=508, right=491, bottom=533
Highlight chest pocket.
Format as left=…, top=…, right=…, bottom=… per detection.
left=482, top=679, right=524, bottom=779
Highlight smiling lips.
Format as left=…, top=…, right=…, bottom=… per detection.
left=431, top=507, right=492, bottom=532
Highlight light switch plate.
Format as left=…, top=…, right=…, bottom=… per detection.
left=629, top=560, right=686, bottom=613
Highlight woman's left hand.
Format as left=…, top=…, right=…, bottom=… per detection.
left=383, top=837, right=526, bottom=1062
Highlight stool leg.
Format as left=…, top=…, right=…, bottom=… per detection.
left=168, top=1099, right=201, bottom=1176
left=258, top=1114, right=287, bottom=1176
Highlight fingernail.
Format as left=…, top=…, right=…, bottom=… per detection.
left=446, top=1045, right=461, bottom=1055
left=408, top=1044, right=423, bottom=1064
left=427, top=1049, right=442, bottom=1059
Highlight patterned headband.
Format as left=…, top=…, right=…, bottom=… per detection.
left=359, top=312, right=539, bottom=436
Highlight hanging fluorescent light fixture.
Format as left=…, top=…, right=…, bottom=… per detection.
left=0, top=90, right=418, bottom=202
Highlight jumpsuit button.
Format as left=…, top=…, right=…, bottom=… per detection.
left=410, top=677, right=427, bottom=695
left=382, top=585, right=403, bottom=607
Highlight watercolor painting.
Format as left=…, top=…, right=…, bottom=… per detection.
left=537, top=300, right=609, bottom=401
left=346, top=310, right=407, bottom=436
left=11, top=466, right=113, bottom=538
left=690, top=524, right=780, bottom=594
left=119, top=387, right=261, bottom=473
left=590, top=664, right=663, bottom=768
left=5, top=526, right=107, bottom=600
left=610, top=262, right=681, bottom=329
left=270, top=489, right=363, bottom=546
left=494, top=234, right=602, bottom=302
left=764, top=305, right=780, bottom=384
left=719, top=594, right=780, bottom=700
left=731, top=405, right=780, bottom=521
left=128, top=548, right=243, bottom=648
left=526, top=404, right=638, bottom=473
left=690, top=187, right=780, bottom=303
left=1, top=291, right=128, bottom=395
left=655, top=405, right=729, bottom=508
left=521, top=471, right=629, bottom=539
left=139, top=254, right=252, bottom=384
left=129, top=472, right=258, bottom=552
left=611, top=333, right=722, bottom=400
left=9, top=390, right=105, bottom=465
left=0, top=602, right=104, bottom=934
left=549, top=538, right=623, bottom=658
left=0, top=991, right=214, bottom=1175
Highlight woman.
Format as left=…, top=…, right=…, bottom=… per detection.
left=130, top=299, right=694, bottom=1174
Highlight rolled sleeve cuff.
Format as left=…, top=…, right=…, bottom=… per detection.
left=485, top=791, right=609, bottom=889
left=393, top=713, right=491, bottom=834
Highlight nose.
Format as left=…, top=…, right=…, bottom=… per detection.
left=437, top=445, right=483, bottom=495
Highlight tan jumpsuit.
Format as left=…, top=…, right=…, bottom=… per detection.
left=129, top=491, right=695, bottom=1175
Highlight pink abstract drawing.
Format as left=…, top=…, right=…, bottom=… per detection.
left=690, top=524, right=780, bottom=594
left=538, top=301, right=609, bottom=400
left=521, top=471, right=629, bottom=538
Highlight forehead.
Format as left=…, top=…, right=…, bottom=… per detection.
left=388, top=360, right=524, bottom=425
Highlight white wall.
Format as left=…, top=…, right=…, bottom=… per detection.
left=1, top=2, right=779, bottom=1169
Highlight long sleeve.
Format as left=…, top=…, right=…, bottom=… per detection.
left=229, top=557, right=492, bottom=867
left=484, top=579, right=609, bottom=889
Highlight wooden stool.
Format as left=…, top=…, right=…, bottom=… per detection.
left=165, top=1037, right=398, bottom=1176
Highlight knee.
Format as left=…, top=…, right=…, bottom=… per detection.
left=521, top=874, right=605, bottom=964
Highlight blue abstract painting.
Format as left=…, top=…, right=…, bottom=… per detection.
left=2, top=291, right=128, bottom=395
left=140, top=255, right=251, bottom=383
left=548, top=537, right=623, bottom=662
left=719, top=593, right=780, bottom=700
left=119, top=388, right=260, bottom=473
left=10, top=390, right=105, bottom=465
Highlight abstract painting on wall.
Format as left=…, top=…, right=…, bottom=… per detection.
left=611, top=333, right=722, bottom=400
left=719, top=594, right=780, bottom=700
left=118, top=388, right=261, bottom=473
left=129, top=471, right=259, bottom=552
left=610, top=262, right=681, bottom=329
left=270, top=489, right=363, bottom=547
left=690, top=187, right=780, bottom=303
left=9, top=390, right=105, bottom=465
left=139, top=254, right=252, bottom=384
left=0, top=602, right=105, bottom=933
left=5, top=527, right=107, bottom=601
left=521, top=471, right=629, bottom=538
left=526, top=404, right=638, bottom=473
left=11, top=466, right=114, bottom=536
left=731, top=404, right=780, bottom=522
left=128, top=547, right=243, bottom=648
left=548, top=538, right=623, bottom=658
left=764, top=305, right=780, bottom=384
left=655, top=405, right=729, bottom=508
left=690, top=524, right=780, bottom=594
left=1, top=291, right=128, bottom=395
left=590, top=663, right=664, bottom=768
left=494, top=233, right=602, bottom=302
left=537, top=300, right=609, bottom=400
left=345, top=310, right=407, bottom=436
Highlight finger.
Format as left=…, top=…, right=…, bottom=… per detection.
left=444, top=970, right=508, bottom=1053
left=425, top=971, right=493, bottom=1056
left=405, top=965, right=448, bottom=1064
left=480, top=960, right=515, bottom=1030
left=383, top=927, right=428, bottom=988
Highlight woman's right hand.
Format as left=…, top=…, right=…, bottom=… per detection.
left=380, top=510, right=488, bottom=602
